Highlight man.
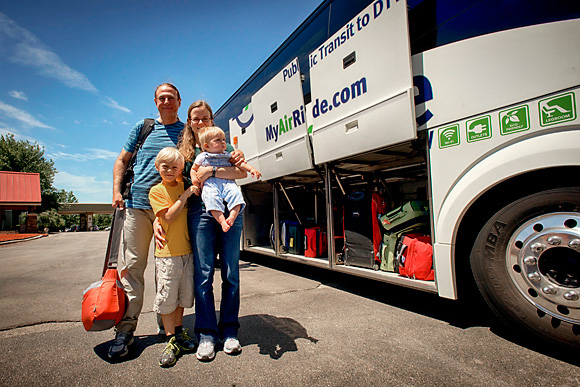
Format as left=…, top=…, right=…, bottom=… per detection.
left=109, top=83, right=186, bottom=359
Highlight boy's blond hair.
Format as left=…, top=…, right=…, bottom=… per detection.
left=198, top=126, right=225, bottom=150
left=155, top=147, right=185, bottom=167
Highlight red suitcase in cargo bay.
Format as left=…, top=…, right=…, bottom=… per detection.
left=304, top=227, right=327, bottom=258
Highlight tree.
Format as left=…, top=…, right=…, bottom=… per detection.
left=37, top=209, right=65, bottom=232
left=0, top=133, right=55, bottom=194
left=0, top=134, right=78, bottom=213
left=1, top=134, right=81, bottom=231
left=56, top=189, right=79, bottom=228
left=57, top=189, right=78, bottom=204
left=93, top=214, right=112, bottom=229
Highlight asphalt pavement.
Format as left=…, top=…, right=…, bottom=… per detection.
left=0, top=232, right=579, bottom=386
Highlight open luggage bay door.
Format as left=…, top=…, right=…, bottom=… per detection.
left=309, top=0, right=416, bottom=164
left=251, top=57, right=313, bottom=180
left=229, top=103, right=260, bottom=186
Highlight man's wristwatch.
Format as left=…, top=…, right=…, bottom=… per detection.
left=212, top=166, right=217, bottom=177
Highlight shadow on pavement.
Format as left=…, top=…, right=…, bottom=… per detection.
left=239, top=314, right=318, bottom=359
left=241, top=253, right=580, bottom=366
left=93, top=313, right=316, bottom=362
left=93, top=334, right=165, bottom=364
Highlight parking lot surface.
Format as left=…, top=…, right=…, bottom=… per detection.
left=0, top=232, right=578, bottom=386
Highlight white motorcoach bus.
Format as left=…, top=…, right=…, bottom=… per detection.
left=214, top=0, right=580, bottom=347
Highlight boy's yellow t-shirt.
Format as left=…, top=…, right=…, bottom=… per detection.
left=148, top=181, right=192, bottom=257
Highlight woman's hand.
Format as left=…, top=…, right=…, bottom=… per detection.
left=229, top=149, right=245, bottom=166
left=196, top=166, right=213, bottom=183
left=190, top=176, right=202, bottom=196
left=153, top=217, right=167, bottom=249
left=190, top=185, right=201, bottom=196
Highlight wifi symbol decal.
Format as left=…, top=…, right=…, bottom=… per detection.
left=442, top=129, right=455, bottom=140
left=438, top=124, right=460, bottom=149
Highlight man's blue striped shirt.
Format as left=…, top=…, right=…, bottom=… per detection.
left=123, top=119, right=184, bottom=209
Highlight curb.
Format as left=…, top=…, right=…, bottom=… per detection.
left=0, top=235, right=48, bottom=246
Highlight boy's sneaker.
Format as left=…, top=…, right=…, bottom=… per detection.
left=196, top=340, right=215, bottom=361
left=108, top=331, right=134, bottom=359
left=223, top=338, right=242, bottom=355
left=159, top=336, right=181, bottom=367
left=176, top=328, right=196, bottom=352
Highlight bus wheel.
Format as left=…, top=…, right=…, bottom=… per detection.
left=470, top=187, right=580, bottom=348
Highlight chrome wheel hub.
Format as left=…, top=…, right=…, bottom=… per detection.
left=507, top=212, right=580, bottom=324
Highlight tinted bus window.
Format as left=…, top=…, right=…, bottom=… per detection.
left=215, top=4, right=331, bottom=134
left=409, top=0, right=580, bottom=55
left=262, top=5, right=330, bottom=106
left=214, top=72, right=265, bottom=135
left=328, top=0, right=369, bottom=34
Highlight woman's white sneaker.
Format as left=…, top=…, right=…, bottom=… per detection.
left=196, top=340, right=215, bottom=361
left=223, top=338, right=241, bottom=355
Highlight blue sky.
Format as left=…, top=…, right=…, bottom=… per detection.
left=0, top=0, right=321, bottom=203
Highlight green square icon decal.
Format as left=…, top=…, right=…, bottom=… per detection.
left=539, top=92, right=577, bottom=126
left=500, top=105, right=530, bottom=135
left=466, top=115, right=492, bottom=143
left=439, top=124, right=460, bottom=148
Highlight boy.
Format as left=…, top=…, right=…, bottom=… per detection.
left=149, top=147, right=196, bottom=367
left=192, top=126, right=261, bottom=232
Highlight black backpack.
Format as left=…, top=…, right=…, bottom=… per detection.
left=121, top=119, right=155, bottom=199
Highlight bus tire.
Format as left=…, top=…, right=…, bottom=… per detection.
left=470, top=187, right=580, bottom=348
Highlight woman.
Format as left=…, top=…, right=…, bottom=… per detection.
left=158, top=100, right=246, bottom=361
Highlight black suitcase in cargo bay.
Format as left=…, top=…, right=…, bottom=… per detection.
left=343, top=191, right=385, bottom=270
left=281, top=221, right=303, bottom=254
left=270, top=221, right=303, bottom=254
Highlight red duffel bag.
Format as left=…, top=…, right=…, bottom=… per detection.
left=81, top=209, right=126, bottom=331
left=82, top=268, right=126, bottom=331
left=397, top=234, right=434, bottom=281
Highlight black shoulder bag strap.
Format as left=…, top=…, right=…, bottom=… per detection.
left=121, top=118, right=155, bottom=199
left=102, top=208, right=125, bottom=276
left=134, top=118, right=156, bottom=154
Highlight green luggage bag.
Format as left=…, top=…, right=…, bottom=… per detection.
left=380, top=223, right=429, bottom=272
left=380, top=201, right=429, bottom=233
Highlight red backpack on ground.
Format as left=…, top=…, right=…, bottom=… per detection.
left=81, top=209, right=127, bottom=331
left=82, top=268, right=126, bottom=331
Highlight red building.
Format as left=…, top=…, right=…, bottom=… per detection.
left=0, top=171, right=42, bottom=232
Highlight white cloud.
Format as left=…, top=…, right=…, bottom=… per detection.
left=48, top=148, right=118, bottom=162
left=104, top=97, right=131, bottom=113
left=0, top=101, right=53, bottom=129
left=87, top=148, right=119, bottom=160
left=0, top=12, right=98, bottom=93
left=54, top=171, right=112, bottom=203
left=0, top=127, right=44, bottom=145
left=8, top=90, right=28, bottom=101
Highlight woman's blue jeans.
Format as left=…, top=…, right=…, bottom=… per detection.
left=188, top=205, right=242, bottom=343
